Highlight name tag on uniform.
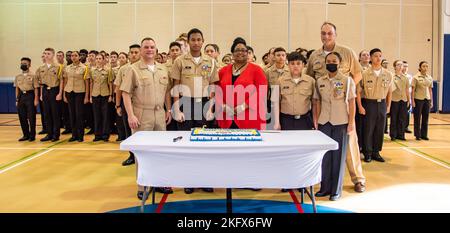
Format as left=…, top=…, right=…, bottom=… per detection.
left=184, top=66, right=192, bottom=69
left=283, top=86, right=290, bottom=89
left=319, top=84, right=325, bottom=88
left=367, top=80, right=373, bottom=83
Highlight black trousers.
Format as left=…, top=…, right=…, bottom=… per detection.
left=42, top=86, right=61, bottom=139
left=390, top=100, right=407, bottom=139
left=355, top=102, right=365, bottom=150
left=176, top=97, right=211, bottom=130
left=17, top=91, right=36, bottom=138
left=66, top=92, right=85, bottom=140
left=108, top=101, right=117, bottom=134
left=120, top=100, right=134, bottom=158
left=84, top=102, right=94, bottom=130
left=92, top=96, right=110, bottom=139
left=318, top=123, right=348, bottom=196
left=362, top=99, right=386, bottom=155
left=413, top=99, right=431, bottom=138
left=61, top=101, right=71, bottom=131
left=279, top=112, right=313, bottom=130
left=38, top=88, right=47, bottom=132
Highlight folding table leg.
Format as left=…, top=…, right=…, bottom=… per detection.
left=310, top=186, right=317, bottom=213
left=226, top=188, right=232, bottom=213
left=140, top=186, right=150, bottom=213
left=152, top=186, right=156, bottom=205
left=300, top=188, right=305, bottom=204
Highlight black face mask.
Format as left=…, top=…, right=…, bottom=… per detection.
left=326, top=63, right=338, bottom=73
left=20, top=64, right=28, bottom=71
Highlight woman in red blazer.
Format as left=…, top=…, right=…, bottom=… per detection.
left=215, top=37, right=268, bottom=130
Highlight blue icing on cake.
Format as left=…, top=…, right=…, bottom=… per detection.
left=190, top=128, right=262, bottom=141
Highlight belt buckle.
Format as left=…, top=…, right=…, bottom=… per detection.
left=377, top=99, right=381, bottom=102
left=195, top=98, right=202, bottom=103
left=22, top=91, right=26, bottom=94
left=47, top=87, right=51, bottom=90
left=155, top=105, right=161, bottom=110
left=294, top=115, right=301, bottom=120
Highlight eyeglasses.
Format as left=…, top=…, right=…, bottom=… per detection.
left=234, top=49, right=248, bottom=54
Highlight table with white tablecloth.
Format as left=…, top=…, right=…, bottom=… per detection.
left=120, top=130, right=338, bottom=213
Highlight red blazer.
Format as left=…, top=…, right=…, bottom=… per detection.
left=215, top=63, right=268, bottom=130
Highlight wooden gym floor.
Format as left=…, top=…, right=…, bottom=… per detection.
left=0, top=113, right=448, bottom=213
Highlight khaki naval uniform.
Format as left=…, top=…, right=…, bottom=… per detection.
left=358, top=67, right=394, bottom=157
left=389, top=74, right=409, bottom=140
left=121, top=60, right=170, bottom=132
left=272, top=72, right=315, bottom=130
left=412, top=73, right=433, bottom=139
left=35, top=63, right=63, bottom=139
left=314, top=72, right=356, bottom=196
left=89, top=67, right=112, bottom=140
left=170, top=53, right=219, bottom=130
left=306, top=43, right=365, bottom=185
left=14, top=72, right=39, bottom=139
left=63, top=63, right=89, bottom=140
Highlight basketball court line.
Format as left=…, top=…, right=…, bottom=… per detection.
left=402, top=148, right=450, bottom=170
left=0, top=149, right=54, bottom=174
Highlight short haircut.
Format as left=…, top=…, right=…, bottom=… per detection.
left=370, top=48, right=382, bottom=56
left=57, top=51, right=64, bottom=55
left=96, top=53, right=105, bottom=59
left=274, top=47, right=286, bottom=54
left=169, top=41, right=182, bottom=50
left=231, top=37, right=246, bottom=53
left=119, top=52, right=128, bottom=58
left=129, top=44, right=141, bottom=50
left=21, top=57, right=31, bottom=63
left=247, top=45, right=254, bottom=53
left=89, top=50, right=98, bottom=55
left=287, top=52, right=306, bottom=64
left=403, top=60, right=408, bottom=64
left=71, top=51, right=80, bottom=56
left=79, top=49, right=88, bottom=54
left=187, top=28, right=203, bottom=40
left=45, top=48, right=55, bottom=54
left=321, top=21, right=337, bottom=32
left=306, top=49, right=315, bottom=60
left=141, top=37, right=155, bottom=45
left=393, top=60, right=403, bottom=67
left=325, top=51, right=342, bottom=63
left=110, top=51, right=119, bottom=57
left=262, top=52, right=269, bottom=60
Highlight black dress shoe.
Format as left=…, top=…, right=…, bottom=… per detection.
left=315, top=191, right=331, bottom=197
left=202, top=188, right=214, bottom=193
left=38, top=130, right=47, bottom=135
left=51, top=137, right=60, bottom=142
left=40, top=135, right=53, bottom=142
left=248, top=188, right=261, bottom=191
left=103, top=137, right=109, bottom=142
left=421, top=137, right=429, bottom=141
left=122, top=156, right=135, bottom=166
left=184, top=188, right=194, bottom=194
left=372, top=153, right=385, bottom=162
left=137, top=191, right=144, bottom=200
left=93, top=137, right=102, bottom=142
left=87, top=129, right=94, bottom=135
left=281, top=189, right=291, bottom=192
left=415, top=137, right=421, bottom=140
left=61, top=130, right=72, bottom=135
left=396, top=137, right=406, bottom=141
left=77, top=138, right=84, bottom=142
left=18, top=136, right=29, bottom=142
left=405, top=129, right=412, bottom=133
left=116, top=138, right=123, bottom=142
left=28, top=137, right=35, bottom=142
left=156, top=187, right=174, bottom=194
left=364, top=154, right=372, bottom=163
left=68, top=137, right=77, bottom=142
left=329, top=194, right=341, bottom=201
left=390, top=137, right=396, bottom=141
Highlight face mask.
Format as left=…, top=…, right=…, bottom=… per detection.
left=20, top=64, right=28, bottom=71
left=326, top=63, right=338, bottom=73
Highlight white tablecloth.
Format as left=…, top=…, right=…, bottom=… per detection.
left=120, top=130, right=338, bottom=189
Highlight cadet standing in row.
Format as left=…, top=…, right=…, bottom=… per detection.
left=89, top=53, right=113, bottom=142
left=121, top=37, right=173, bottom=199
left=62, top=51, right=90, bottom=142
left=15, top=57, right=39, bottom=142
left=115, top=44, right=141, bottom=166
left=313, top=51, right=356, bottom=201
left=165, top=41, right=182, bottom=131
left=114, top=52, right=129, bottom=141
left=390, top=60, right=410, bottom=141
left=357, top=48, right=394, bottom=163
left=171, top=28, right=219, bottom=194
left=412, top=61, right=433, bottom=141
left=36, top=48, right=64, bottom=142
